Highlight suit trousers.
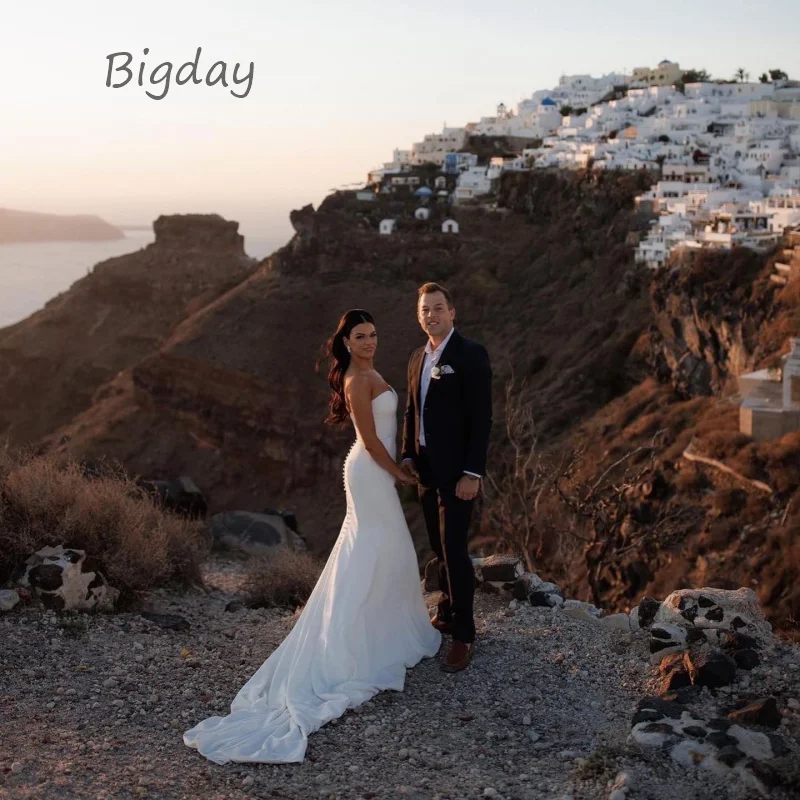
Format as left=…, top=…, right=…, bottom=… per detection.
left=416, top=448, right=476, bottom=644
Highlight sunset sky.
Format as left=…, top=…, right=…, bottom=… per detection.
left=2, top=0, right=799, bottom=238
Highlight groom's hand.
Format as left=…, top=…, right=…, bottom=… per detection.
left=400, top=458, right=418, bottom=481
left=455, top=475, right=480, bottom=501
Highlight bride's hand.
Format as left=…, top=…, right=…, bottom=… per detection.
left=395, top=469, right=417, bottom=486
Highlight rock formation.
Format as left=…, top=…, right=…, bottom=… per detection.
left=0, top=213, right=257, bottom=445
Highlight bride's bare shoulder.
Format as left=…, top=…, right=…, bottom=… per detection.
left=343, top=371, right=372, bottom=397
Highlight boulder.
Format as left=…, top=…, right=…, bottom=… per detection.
left=511, top=572, right=564, bottom=607
left=476, top=555, right=524, bottom=586
left=630, top=694, right=789, bottom=795
left=727, top=698, right=782, bottom=730
left=18, top=545, right=119, bottom=612
left=649, top=623, right=688, bottom=663
left=561, top=599, right=603, bottom=622
left=529, top=590, right=564, bottom=608
left=601, top=613, right=632, bottom=632
left=634, top=596, right=661, bottom=629
left=684, top=648, right=737, bottom=689
left=210, top=510, right=306, bottom=556
left=653, top=588, right=772, bottom=644
left=138, top=476, right=208, bottom=519
left=0, top=589, right=20, bottom=611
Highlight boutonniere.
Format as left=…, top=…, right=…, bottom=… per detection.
left=430, top=366, right=441, bottom=380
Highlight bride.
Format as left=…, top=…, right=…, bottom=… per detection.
left=183, top=309, right=442, bottom=764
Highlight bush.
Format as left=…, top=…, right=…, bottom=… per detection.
left=244, top=548, right=323, bottom=609
left=0, top=447, right=209, bottom=599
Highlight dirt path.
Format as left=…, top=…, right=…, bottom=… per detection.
left=1, top=556, right=798, bottom=800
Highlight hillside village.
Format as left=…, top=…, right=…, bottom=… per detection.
left=366, top=61, right=800, bottom=271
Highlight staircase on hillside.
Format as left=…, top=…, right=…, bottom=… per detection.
left=770, top=226, right=800, bottom=286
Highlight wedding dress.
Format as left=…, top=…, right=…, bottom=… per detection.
left=183, top=387, right=441, bottom=764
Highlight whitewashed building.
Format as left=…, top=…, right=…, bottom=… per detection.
left=442, top=219, right=460, bottom=234
left=411, top=128, right=467, bottom=165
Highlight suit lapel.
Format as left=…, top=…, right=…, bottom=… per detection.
left=414, top=347, right=426, bottom=407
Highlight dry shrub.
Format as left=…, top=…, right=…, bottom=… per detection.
left=758, top=432, right=800, bottom=494
left=243, top=548, right=323, bottom=609
left=674, top=463, right=710, bottom=493
left=712, top=488, right=746, bottom=518
left=0, top=447, right=209, bottom=598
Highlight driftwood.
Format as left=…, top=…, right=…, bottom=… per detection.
left=682, top=443, right=773, bottom=495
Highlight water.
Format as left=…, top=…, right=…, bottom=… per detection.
left=0, top=231, right=286, bottom=329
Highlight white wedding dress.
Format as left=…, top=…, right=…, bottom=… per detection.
left=183, top=387, right=441, bottom=764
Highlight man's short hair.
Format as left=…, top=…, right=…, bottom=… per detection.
left=417, top=282, right=453, bottom=308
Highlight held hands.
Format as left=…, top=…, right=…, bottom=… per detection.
left=455, top=474, right=481, bottom=501
left=396, top=459, right=418, bottom=486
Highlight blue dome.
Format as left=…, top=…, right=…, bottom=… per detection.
left=414, top=186, right=433, bottom=196
left=541, top=97, right=556, bottom=106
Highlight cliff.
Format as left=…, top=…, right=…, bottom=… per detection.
left=0, top=207, right=125, bottom=243
left=530, top=244, right=800, bottom=640
left=0, top=214, right=256, bottom=444
left=27, top=171, right=652, bottom=553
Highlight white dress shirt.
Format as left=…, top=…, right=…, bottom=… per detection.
left=417, top=327, right=480, bottom=479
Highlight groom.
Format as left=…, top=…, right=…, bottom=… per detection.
left=401, top=282, right=492, bottom=672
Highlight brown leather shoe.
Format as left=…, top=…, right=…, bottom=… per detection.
left=441, top=640, right=475, bottom=672
left=431, top=615, right=454, bottom=635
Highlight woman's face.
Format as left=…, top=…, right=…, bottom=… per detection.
left=345, top=322, right=377, bottom=359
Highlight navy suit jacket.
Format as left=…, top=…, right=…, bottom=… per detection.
left=401, top=329, right=492, bottom=485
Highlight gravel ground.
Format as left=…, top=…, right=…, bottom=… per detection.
left=1, top=555, right=798, bottom=800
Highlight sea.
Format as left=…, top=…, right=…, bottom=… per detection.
left=0, top=231, right=286, bottom=329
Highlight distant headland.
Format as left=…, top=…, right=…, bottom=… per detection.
left=0, top=208, right=125, bottom=244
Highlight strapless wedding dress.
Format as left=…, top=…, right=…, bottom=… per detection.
left=183, top=387, right=441, bottom=764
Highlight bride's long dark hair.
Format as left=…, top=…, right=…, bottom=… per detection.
left=318, top=309, right=375, bottom=425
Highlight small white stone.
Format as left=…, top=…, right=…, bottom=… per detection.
left=10, top=762, right=23, bottom=775
left=0, top=589, right=20, bottom=611
left=483, top=789, right=498, bottom=797
left=601, top=613, right=632, bottom=632
left=241, top=775, right=255, bottom=788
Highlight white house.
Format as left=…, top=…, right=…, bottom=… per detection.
left=442, top=219, right=460, bottom=234
left=454, top=166, right=492, bottom=202
left=379, top=219, right=396, bottom=235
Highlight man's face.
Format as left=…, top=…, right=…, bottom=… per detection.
left=417, top=291, right=455, bottom=339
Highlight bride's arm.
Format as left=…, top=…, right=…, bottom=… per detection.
left=346, top=375, right=415, bottom=484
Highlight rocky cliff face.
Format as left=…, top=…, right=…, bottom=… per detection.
left=0, top=214, right=256, bottom=445
left=538, top=239, right=800, bottom=639
left=647, top=247, right=795, bottom=397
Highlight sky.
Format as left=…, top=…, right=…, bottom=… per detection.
left=1, top=0, right=799, bottom=239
